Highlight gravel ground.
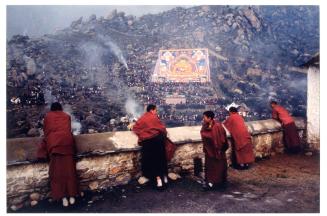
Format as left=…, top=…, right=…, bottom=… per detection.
left=12, top=153, right=320, bottom=213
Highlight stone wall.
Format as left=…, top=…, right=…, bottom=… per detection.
left=7, top=118, right=306, bottom=210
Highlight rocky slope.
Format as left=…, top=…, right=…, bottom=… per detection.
left=6, top=5, right=319, bottom=138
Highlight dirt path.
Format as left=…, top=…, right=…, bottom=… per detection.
left=12, top=153, right=319, bottom=213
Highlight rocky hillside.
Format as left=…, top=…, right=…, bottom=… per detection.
left=6, top=5, right=319, bottom=138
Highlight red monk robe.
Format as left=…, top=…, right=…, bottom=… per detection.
left=132, top=111, right=176, bottom=160
left=223, top=113, right=255, bottom=166
left=132, top=111, right=170, bottom=183
left=37, top=111, right=79, bottom=201
left=200, top=120, right=228, bottom=185
left=271, top=104, right=301, bottom=152
left=132, top=112, right=167, bottom=142
left=272, top=105, right=294, bottom=125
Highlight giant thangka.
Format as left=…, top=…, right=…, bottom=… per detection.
left=152, top=48, right=211, bottom=83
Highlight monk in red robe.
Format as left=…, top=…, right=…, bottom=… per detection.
left=200, top=111, right=228, bottom=191
left=270, top=101, right=301, bottom=153
left=37, top=102, right=79, bottom=207
left=132, top=104, right=169, bottom=190
left=223, top=107, right=255, bottom=170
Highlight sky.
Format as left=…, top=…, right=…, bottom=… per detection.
left=7, top=5, right=189, bottom=39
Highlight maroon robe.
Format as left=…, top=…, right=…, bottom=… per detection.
left=132, top=112, right=170, bottom=180
left=200, top=120, right=228, bottom=185
left=133, top=112, right=176, bottom=161
left=272, top=105, right=294, bottom=125
left=132, top=112, right=167, bottom=142
left=272, top=105, right=301, bottom=151
left=223, top=113, right=255, bottom=165
left=37, top=111, right=79, bottom=200
left=165, top=137, right=176, bottom=161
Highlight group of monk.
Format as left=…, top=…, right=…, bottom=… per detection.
left=200, top=106, right=256, bottom=191
left=37, top=101, right=301, bottom=206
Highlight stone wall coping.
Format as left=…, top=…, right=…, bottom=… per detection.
left=7, top=117, right=305, bottom=166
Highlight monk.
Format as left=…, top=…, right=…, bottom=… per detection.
left=223, top=107, right=255, bottom=170
left=270, top=101, right=301, bottom=153
left=132, top=104, right=169, bottom=190
left=200, top=111, right=228, bottom=191
left=37, top=102, right=79, bottom=207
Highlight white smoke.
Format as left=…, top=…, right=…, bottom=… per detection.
left=71, top=121, right=82, bottom=136
left=97, top=34, right=128, bottom=69
left=44, top=87, right=56, bottom=105
left=125, top=96, right=143, bottom=120
left=23, top=55, right=36, bottom=75
left=80, top=42, right=105, bottom=66
left=268, top=91, right=278, bottom=102
left=106, top=40, right=128, bottom=70
left=63, top=104, right=82, bottom=135
left=288, top=78, right=307, bottom=92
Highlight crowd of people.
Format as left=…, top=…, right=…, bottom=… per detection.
left=7, top=5, right=310, bottom=138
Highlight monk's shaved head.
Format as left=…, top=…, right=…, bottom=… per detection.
left=203, top=111, right=215, bottom=119
left=146, top=104, right=157, bottom=112
left=51, top=102, right=63, bottom=111
left=270, top=101, right=278, bottom=108
left=229, top=107, right=238, bottom=113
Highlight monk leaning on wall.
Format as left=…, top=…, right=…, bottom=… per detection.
left=223, top=107, right=255, bottom=170
left=37, top=102, right=79, bottom=207
left=132, top=104, right=173, bottom=190
left=270, top=101, right=302, bottom=153
left=200, top=111, right=228, bottom=191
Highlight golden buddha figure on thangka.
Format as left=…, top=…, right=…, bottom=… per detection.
left=171, top=57, right=196, bottom=75
left=152, top=48, right=210, bottom=83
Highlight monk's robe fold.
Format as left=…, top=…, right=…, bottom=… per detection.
left=272, top=105, right=301, bottom=151
left=132, top=112, right=169, bottom=181
left=37, top=111, right=79, bottom=201
left=133, top=112, right=176, bottom=161
left=223, top=113, right=255, bottom=165
left=201, top=120, right=228, bottom=184
left=37, top=111, right=75, bottom=157
left=272, top=105, right=294, bottom=126
left=132, top=112, right=167, bottom=142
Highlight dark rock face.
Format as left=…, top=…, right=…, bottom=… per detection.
left=6, top=5, right=319, bottom=138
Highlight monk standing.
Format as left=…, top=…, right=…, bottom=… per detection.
left=132, top=104, right=169, bottom=190
left=37, top=102, right=79, bottom=207
left=200, top=111, right=228, bottom=191
left=270, top=101, right=301, bottom=153
left=223, top=107, right=255, bottom=170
